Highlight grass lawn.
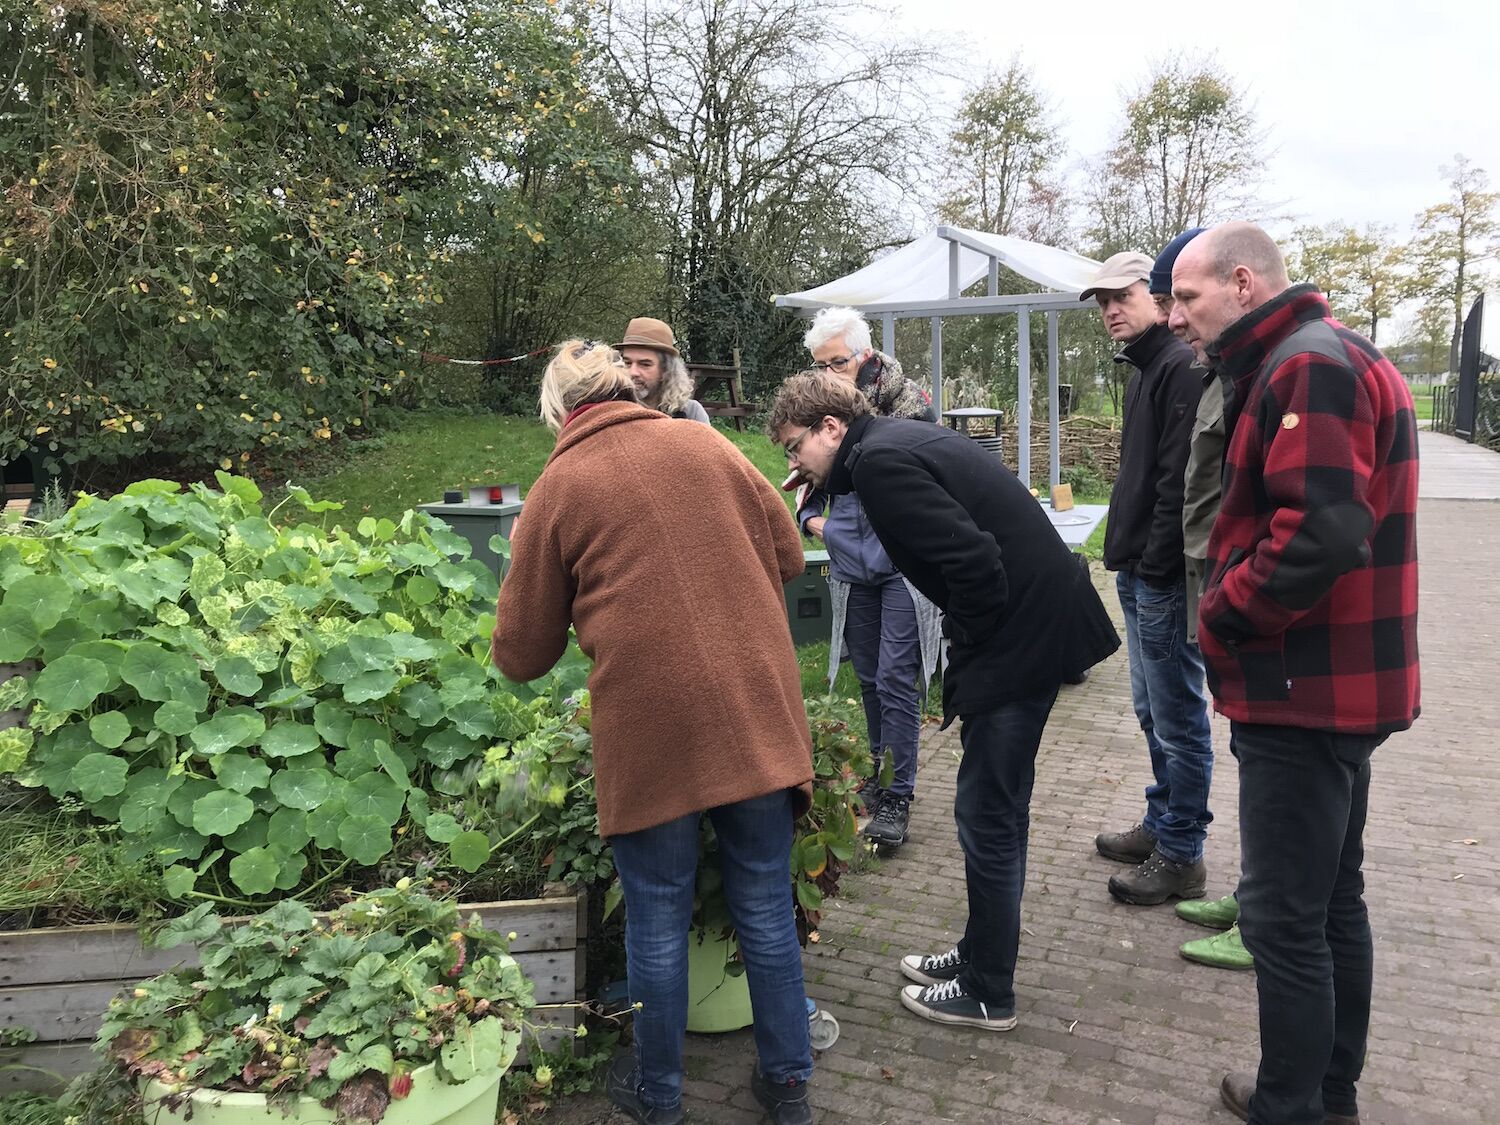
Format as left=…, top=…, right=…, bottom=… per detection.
left=295, top=411, right=793, bottom=523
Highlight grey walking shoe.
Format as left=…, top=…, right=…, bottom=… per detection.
left=1094, top=822, right=1157, bottom=864
left=606, top=1055, right=685, bottom=1125
left=1107, top=847, right=1207, bottom=905
left=862, top=793, right=909, bottom=847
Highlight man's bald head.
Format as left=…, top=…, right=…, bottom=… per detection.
left=1168, top=222, right=1291, bottom=363
left=1203, top=222, right=1289, bottom=290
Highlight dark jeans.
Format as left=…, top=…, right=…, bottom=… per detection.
left=1116, top=571, right=1214, bottom=862
left=845, top=577, right=922, bottom=798
left=1233, top=721, right=1383, bottom=1125
left=610, top=791, right=813, bottom=1111
left=952, top=687, right=1059, bottom=1010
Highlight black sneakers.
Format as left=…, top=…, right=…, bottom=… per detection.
left=751, top=1064, right=814, bottom=1125
left=863, top=793, right=910, bottom=846
left=1108, top=847, right=1207, bottom=905
left=1095, top=822, right=1158, bottom=864
left=899, top=977, right=1017, bottom=1031
left=899, top=946, right=968, bottom=986
left=605, top=1055, right=685, bottom=1125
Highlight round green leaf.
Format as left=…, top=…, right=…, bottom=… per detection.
left=315, top=645, right=362, bottom=685
left=338, top=815, right=393, bottom=865
left=0, top=607, right=41, bottom=663
left=448, top=831, right=492, bottom=873
left=121, top=643, right=197, bottom=703
left=71, top=752, right=130, bottom=802
left=261, top=721, right=320, bottom=758
left=313, top=700, right=353, bottom=747
left=423, top=812, right=462, bottom=843
left=213, top=655, right=263, bottom=697
left=154, top=701, right=200, bottom=736
left=162, top=865, right=196, bottom=898
left=228, top=847, right=281, bottom=894
left=270, top=768, right=334, bottom=811
left=3, top=574, right=74, bottom=632
left=399, top=683, right=445, bottom=727
left=231, top=518, right=277, bottom=552
left=404, top=575, right=439, bottom=605
left=268, top=807, right=310, bottom=852
left=343, top=773, right=404, bottom=826
left=346, top=718, right=391, bottom=756
left=33, top=656, right=109, bottom=713
left=88, top=711, right=133, bottom=750
left=272, top=848, right=309, bottom=891
left=342, top=668, right=399, bottom=704
left=345, top=635, right=394, bottom=671
left=190, top=708, right=266, bottom=756
left=191, top=790, right=256, bottom=836
left=213, top=753, right=272, bottom=794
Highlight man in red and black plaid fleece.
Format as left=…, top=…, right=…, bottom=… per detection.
left=1169, top=222, right=1420, bottom=1125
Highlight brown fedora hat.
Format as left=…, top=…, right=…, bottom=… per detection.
left=615, top=316, right=679, bottom=358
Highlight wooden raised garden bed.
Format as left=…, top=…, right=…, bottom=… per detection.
left=0, top=887, right=586, bottom=1092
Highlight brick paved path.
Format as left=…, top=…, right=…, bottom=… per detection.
left=551, top=437, right=1500, bottom=1124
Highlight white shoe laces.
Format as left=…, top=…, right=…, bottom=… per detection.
left=924, top=977, right=965, bottom=1003
left=923, top=947, right=963, bottom=972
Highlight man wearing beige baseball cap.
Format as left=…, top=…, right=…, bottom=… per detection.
left=616, top=317, right=710, bottom=424
left=1083, top=251, right=1215, bottom=913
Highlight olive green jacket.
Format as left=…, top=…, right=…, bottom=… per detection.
left=1182, top=371, right=1229, bottom=643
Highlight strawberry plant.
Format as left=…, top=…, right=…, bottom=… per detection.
left=0, top=474, right=572, bottom=905
left=97, top=882, right=533, bottom=1123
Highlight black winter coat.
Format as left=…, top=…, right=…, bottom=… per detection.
left=825, top=416, right=1121, bottom=721
left=1102, top=323, right=1206, bottom=583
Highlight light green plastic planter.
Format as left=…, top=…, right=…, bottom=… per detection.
left=686, top=930, right=753, bottom=1034
left=141, top=1062, right=502, bottom=1125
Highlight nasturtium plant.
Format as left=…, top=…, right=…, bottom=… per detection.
left=0, top=476, right=555, bottom=899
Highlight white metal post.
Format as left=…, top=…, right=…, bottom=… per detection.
left=1017, top=307, right=1031, bottom=489
left=930, top=317, right=943, bottom=410
left=1048, top=311, right=1061, bottom=490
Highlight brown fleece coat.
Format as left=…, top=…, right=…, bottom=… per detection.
left=490, top=402, right=813, bottom=838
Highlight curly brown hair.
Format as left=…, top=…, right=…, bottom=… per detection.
left=764, top=370, right=872, bottom=438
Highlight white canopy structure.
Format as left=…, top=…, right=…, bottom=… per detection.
left=776, top=226, right=1103, bottom=489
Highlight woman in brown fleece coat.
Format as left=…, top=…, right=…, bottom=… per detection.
left=489, top=341, right=817, bottom=1125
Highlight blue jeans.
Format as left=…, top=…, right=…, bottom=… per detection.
left=1233, top=722, right=1381, bottom=1125
left=1115, top=571, right=1214, bottom=863
left=610, top=790, right=813, bottom=1111
left=844, top=578, right=922, bottom=798
left=952, top=687, right=1059, bottom=1010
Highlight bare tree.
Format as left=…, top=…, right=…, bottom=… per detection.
left=603, top=0, right=934, bottom=381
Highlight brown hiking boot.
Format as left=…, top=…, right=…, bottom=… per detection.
left=1108, top=847, right=1206, bottom=905
left=1219, top=1071, right=1361, bottom=1124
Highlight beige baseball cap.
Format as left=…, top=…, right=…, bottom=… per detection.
left=1079, top=252, right=1154, bottom=301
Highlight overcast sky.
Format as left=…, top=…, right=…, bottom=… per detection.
left=888, top=0, right=1500, bottom=240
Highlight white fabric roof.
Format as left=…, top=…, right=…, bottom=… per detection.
left=777, top=227, right=1102, bottom=309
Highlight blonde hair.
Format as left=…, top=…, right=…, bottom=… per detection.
left=538, top=340, right=637, bottom=432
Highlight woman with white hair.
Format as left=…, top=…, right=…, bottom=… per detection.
left=494, top=340, right=818, bottom=1125
left=792, top=306, right=940, bottom=852
left=616, top=316, right=711, bottom=423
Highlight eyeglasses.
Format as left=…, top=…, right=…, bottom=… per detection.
left=782, top=425, right=815, bottom=463
left=811, top=351, right=861, bottom=372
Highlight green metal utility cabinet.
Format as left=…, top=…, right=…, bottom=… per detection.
left=415, top=501, right=523, bottom=578
left=785, top=549, right=832, bottom=647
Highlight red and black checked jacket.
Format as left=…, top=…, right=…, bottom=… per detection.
left=1198, top=285, right=1420, bottom=734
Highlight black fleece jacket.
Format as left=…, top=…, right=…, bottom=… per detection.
left=825, top=416, right=1120, bottom=721
left=1102, top=323, right=1205, bottom=583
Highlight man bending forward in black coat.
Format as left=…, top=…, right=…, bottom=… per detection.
left=769, top=372, right=1120, bottom=1031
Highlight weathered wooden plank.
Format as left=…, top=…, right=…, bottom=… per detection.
left=0, top=895, right=580, bottom=986
left=0, top=946, right=577, bottom=1046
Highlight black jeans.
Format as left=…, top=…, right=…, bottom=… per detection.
left=952, top=686, right=1059, bottom=1011
left=1232, top=721, right=1384, bottom=1124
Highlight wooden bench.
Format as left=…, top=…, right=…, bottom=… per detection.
left=689, top=351, right=758, bottom=430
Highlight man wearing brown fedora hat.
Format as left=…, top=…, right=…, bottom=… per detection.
left=617, top=317, right=711, bottom=424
